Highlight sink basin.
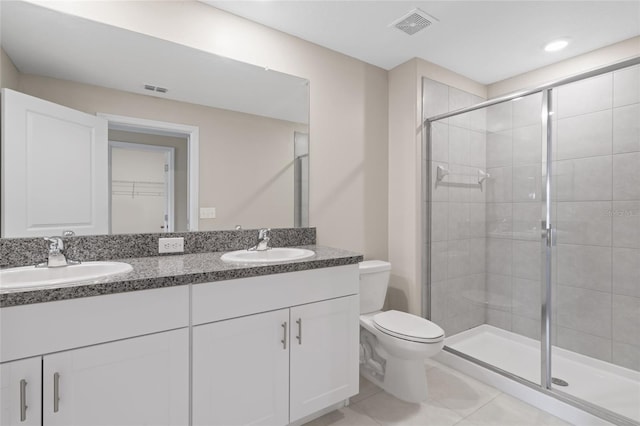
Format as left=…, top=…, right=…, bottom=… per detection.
left=221, top=247, right=315, bottom=264
left=0, top=261, right=133, bottom=290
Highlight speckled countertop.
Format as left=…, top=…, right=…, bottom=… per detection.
left=0, top=246, right=363, bottom=308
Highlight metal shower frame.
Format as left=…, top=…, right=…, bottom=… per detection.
left=422, top=56, right=640, bottom=426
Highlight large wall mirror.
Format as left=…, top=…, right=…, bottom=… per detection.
left=0, top=1, right=310, bottom=238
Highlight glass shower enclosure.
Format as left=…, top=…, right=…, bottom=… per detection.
left=424, top=58, right=640, bottom=425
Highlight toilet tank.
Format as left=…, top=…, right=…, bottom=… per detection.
left=359, top=260, right=391, bottom=314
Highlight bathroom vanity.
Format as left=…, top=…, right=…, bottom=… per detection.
left=0, top=244, right=361, bottom=426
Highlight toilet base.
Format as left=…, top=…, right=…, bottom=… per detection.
left=360, top=356, right=428, bottom=403
left=383, top=357, right=428, bottom=403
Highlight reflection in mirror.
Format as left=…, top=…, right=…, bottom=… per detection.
left=0, top=1, right=310, bottom=238
left=109, top=133, right=187, bottom=234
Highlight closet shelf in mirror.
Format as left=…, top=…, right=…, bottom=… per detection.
left=112, top=180, right=165, bottom=198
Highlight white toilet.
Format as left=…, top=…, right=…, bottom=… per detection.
left=358, top=260, right=445, bottom=403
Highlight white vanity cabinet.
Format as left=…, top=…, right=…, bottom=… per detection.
left=0, top=286, right=190, bottom=426
left=0, top=262, right=360, bottom=426
left=193, top=309, right=291, bottom=426
left=0, top=330, right=188, bottom=426
left=43, top=329, right=188, bottom=426
left=288, top=296, right=359, bottom=422
left=192, top=265, right=360, bottom=426
left=1, top=357, right=42, bottom=426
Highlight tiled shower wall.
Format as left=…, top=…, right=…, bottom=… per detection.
left=482, top=67, right=640, bottom=371
left=483, top=92, right=544, bottom=340
left=552, top=65, right=640, bottom=371
left=426, top=64, right=640, bottom=372
left=425, top=78, right=488, bottom=336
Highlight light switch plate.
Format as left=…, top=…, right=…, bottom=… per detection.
left=200, top=207, right=216, bottom=219
left=158, top=237, right=184, bottom=253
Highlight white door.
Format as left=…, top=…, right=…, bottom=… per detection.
left=193, top=309, right=290, bottom=426
left=42, top=329, right=188, bottom=426
left=1, top=88, right=108, bottom=237
left=110, top=142, right=175, bottom=234
left=0, top=357, right=42, bottom=426
left=289, top=296, right=360, bottom=422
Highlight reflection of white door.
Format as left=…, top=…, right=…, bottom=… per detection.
left=110, top=142, right=175, bottom=234
left=1, top=89, right=108, bottom=237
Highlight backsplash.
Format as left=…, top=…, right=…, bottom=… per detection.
left=0, top=228, right=316, bottom=268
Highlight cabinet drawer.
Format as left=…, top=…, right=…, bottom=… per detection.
left=1, top=285, right=189, bottom=362
left=192, top=264, right=358, bottom=325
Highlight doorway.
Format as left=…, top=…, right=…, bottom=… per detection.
left=99, top=113, right=200, bottom=233
left=110, top=141, right=175, bottom=234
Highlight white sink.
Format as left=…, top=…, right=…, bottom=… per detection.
left=221, top=247, right=315, bottom=264
left=0, top=261, right=133, bottom=290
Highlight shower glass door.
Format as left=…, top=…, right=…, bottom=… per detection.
left=425, top=77, right=545, bottom=386
left=426, top=58, right=640, bottom=425
left=549, top=65, right=640, bottom=422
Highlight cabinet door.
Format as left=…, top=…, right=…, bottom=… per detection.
left=0, top=357, right=42, bottom=426
left=42, top=328, right=188, bottom=426
left=193, top=309, right=289, bottom=426
left=289, top=295, right=360, bottom=422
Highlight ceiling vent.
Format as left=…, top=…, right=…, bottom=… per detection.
left=391, top=8, right=438, bottom=36
left=144, top=84, right=168, bottom=93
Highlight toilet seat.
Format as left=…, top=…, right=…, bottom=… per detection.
left=373, top=310, right=444, bottom=343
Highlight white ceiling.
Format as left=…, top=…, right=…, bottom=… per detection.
left=204, top=0, right=640, bottom=84
left=1, top=1, right=309, bottom=124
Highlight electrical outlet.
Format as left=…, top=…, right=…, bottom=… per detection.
left=158, top=237, right=184, bottom=254
left=200, top=207, right=216, bottom=219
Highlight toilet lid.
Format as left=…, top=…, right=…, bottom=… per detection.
left=373, top=310, right=444, bottom=343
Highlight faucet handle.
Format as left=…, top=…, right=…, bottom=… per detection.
left=44, top=236, right=64, bottom=253
left=258, top=228, right=271, bottom=239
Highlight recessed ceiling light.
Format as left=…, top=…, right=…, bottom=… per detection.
left=544, top=39, right=569, bottom=52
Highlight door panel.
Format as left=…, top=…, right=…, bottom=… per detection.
left=1, top=88, right=108, bottom=237
left=0, top=357, right=41, bottom=426
left=42, top=329, right=188, bottom=426
left=110, top=143, right=173, bottom=233
left=193, top=309, right=290, bottom=426
left=289, top=296, right=359, bottom=422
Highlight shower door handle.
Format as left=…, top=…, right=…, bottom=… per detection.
left=541, top=223, right=556, bottom=247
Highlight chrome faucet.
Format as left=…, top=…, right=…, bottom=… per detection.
left=37, top=236, right=80, bottom=268
left=249, top=228, right=272, bottom=251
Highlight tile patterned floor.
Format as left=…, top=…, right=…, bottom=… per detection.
left=304, top=359, right=571, bottom=426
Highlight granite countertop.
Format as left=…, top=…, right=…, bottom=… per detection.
left=0, top=245, right=363, bottom=308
